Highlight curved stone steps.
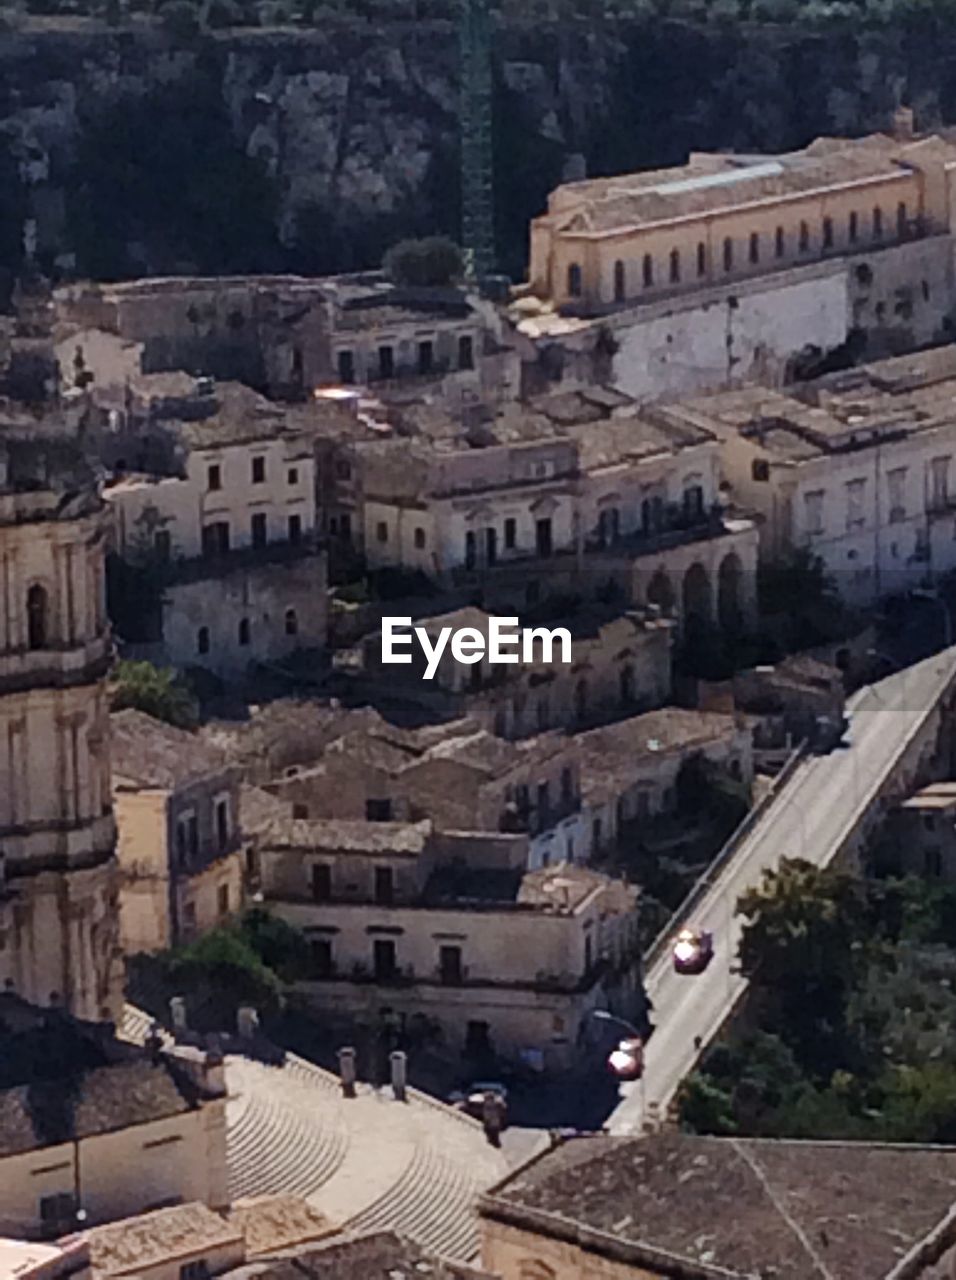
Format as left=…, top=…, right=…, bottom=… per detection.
left=227, top=1083, right=349, bottom=1201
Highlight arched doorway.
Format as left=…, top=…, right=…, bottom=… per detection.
left=647, top=569, right=675, bottom=615
left=717, top=552, right=743, bottom=634
left=682, top=562, right=712, bottom=632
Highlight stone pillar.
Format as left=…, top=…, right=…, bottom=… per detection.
left=338, top=1046, right=357, bottom=1098
left=390, top=1050, right=407, bottom=1102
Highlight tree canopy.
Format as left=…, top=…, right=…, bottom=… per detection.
left=383, top=236, right=464, bottom=288
left=109, top=660, right=200, bottom=729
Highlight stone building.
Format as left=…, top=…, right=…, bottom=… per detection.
left=662, top=344, right=956, bottom=605
left=103, top=381, right=329, bottom=677
left=257, top=811, right=640, bottom=1072
left=359, top=605, right=673, bottom=738
left=0, top=997, right=227, bottom=1239
left=360, top=388, right=759, bottom=636
left=0, top=430, right=122, bottom=1022
left=516, top=114, right=956, bottom=403
left=110, top=710, right=244, bottom=953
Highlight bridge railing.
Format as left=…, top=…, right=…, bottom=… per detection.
left=641, top=739, right=808, bottom=973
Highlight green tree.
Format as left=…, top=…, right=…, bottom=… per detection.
left=757, top=547, right=852, bottom=651
left=110, top=660, right=200, bottom=730
left=737, top=858, right=865, bottom=1073
left=384, top=236, right=463, bottom=288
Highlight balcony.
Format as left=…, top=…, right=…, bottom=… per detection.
left=585, top=504, right=727, bottom=558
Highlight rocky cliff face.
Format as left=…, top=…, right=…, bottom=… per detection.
left=1, top=12, right=955, bottom=289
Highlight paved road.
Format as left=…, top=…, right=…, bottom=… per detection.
left=609, top=645, right=956, bottom=1135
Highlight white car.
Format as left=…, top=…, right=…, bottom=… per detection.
left=672, top=928, right=714, bottom=975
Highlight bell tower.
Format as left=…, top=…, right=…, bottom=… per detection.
left=0, top=431, right=122, bottom=1021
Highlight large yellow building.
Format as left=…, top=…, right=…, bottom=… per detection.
left=530, top=109, right=956, bottom=315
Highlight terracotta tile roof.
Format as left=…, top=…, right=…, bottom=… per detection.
left=111, top=708, right=231, bottom=790
left=226, top=1230, right=492, bottom=1280
left=225, top=1195, right=337, bottom=1258
left=484, top=1132, right=956, bottom=1279
left=86, top=1203, right=241, bottom=1277
left=261, top=817, right=432, bottom=856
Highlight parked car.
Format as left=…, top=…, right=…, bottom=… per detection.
left=448, top=1081, right=509, bottom=1124
left=672, top=927, right=714, bottom=975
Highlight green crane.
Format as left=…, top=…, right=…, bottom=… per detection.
left=459, top=0, right=495, bottom=280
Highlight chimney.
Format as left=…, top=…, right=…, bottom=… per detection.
left=390, top=1050, right=407, bottom=1102
left=169, top=996, right=187, bottom=1034
left=337, top=1045, right=357, bottom=1098
left=893, top=105, right=915, bottom=142
left=236, top=1006, right=259, bottom=1040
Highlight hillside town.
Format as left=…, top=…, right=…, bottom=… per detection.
left=4, top=90, right=956, bottom=1280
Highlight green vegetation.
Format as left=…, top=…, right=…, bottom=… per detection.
left=679, top=859, right=956, bottom=1142
left=127, top=908, right=312, bottom=1032
left=384, top=236, right=464, bottom=288
left=109, top=659, right=200, bottom=729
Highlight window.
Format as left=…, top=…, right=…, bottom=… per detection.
left=887, top=467, right=907, bottom=523
left=567, top=263, right=582, bottom=297
left=207, top=464, right=221, bottom=491
left=337, top=350, right=355, bottom=384
left=418, top=341, right=434, bottom=374
left=215, top=797, right=229, bottom=851
left=457, top=334, right=474, bottom=370
left=288, top=514, right=302, bottom=544
left=897, top=201, right=908, bottom=237
left=373, top=939, right=397, bottom=980
left=536, top=695, right=549, bottom=731
left=749, top=232, right=759, bottom=264
left=504, top=517, right=516, bottom=549
left=752, top=458, right=770, bottom=482
left=799, top=221, right=810, bottom=253
left=202, top=522, right=230, bottom=556
left=374, top=866, right=394, bottom=905
left=366, top=798, right=393, bottom=822
left=176, top=813, right=198, bottom=868
left=465, top=530, right=477, bottom=570
left=535, top=517, right=552, bottom=558
left=561, top=766, right=574, bottom=804
left=822, top=217, right=834, bottom=249
left=722, top=237, right=733, bottom=272
left=182, top=902, right=197, bottom=932
left=486, top=526, right=497, bottom=565
left=238, top=617, right=251, bottom=647
left=414, top=527, right=426, bottom=549
left=217, top=884, right=230, bottom=917
left=931, top=456, right=951, bottom=510
left=537, top=781, right=550, bottom=823
left=804, top=490, right=825, bottom=536
left=669, top=248, right=681, bottom=283
left=26, top=584, right=48, bottom=650
left=849, top=210, right=858, bottom=243
left=196, top=626, right=210, bottom=656
left=179, top=1262, right=209, bottom=1280
left=39, top=1193, right=76, bottom=1226
left=251, top=456, right=265, bottom=484
left=251, top=513, right=267, bottom=548
left=642, top=254, right=653, bottom=288
left=872, top=206, right=883, bottom=240
left=285, top=608, right=298, bottom=636
left=845, top=478, right=866, bottom=531
left=592, top=818, right=602, bottom=850
left=439, top=945, right=462, bottom=984
left=613, top=259, right=625, bottom=302
left=775, top=226, right=785, bottom=258
left=336, top=460, right=352, bottom=481
left=311, top=864, right=331, bottom=902
left=683, top=483, right=704, bottom=518
left=288, top=467, right=298, bottom=485
left=378, top=344, right=394, bottom=379
left=293, top=803, right=309, bottom=819
left=696, top=242, right=707, bottom=277
left=154, top=529, right=171, bottom=561
left=310, top=938, right=333, bottom=977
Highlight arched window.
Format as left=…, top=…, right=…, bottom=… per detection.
left=722, top=237, right=733, bottom=272
left=897, top=201, right=908, bottom=238
left=696, top=242, right=707, bottom=277
left=285, top=608, right=298, bottom=636
left=642, top=254, right=654, bottom=288
left=872, top=206, right=883, bottom=240
left=567, top=263, right=582, bottom=297
left=848, top=210, right=858, bottom=243
left=799, top=221, right=810, bottom=253
left=822, top=216, right=834, bottom=250
left=775, top=226, right=785, bottom=258
left=238, top=618, right=251, bottom=647
left=669, top=248, right=681, bottom=283
left=613, top=259, right=625, bottom=302
left=26, top=584, right=48, bottom=650
left=197, top=627, right=210, bottom=656
left=749, top=232, right=759, bottom=264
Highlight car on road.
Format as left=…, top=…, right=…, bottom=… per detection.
left=672, top=927, right=714, bottom=975
left=607, top=1037, right=644, bottom=1080
left=448, top=1081, right=509, bottom=1124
